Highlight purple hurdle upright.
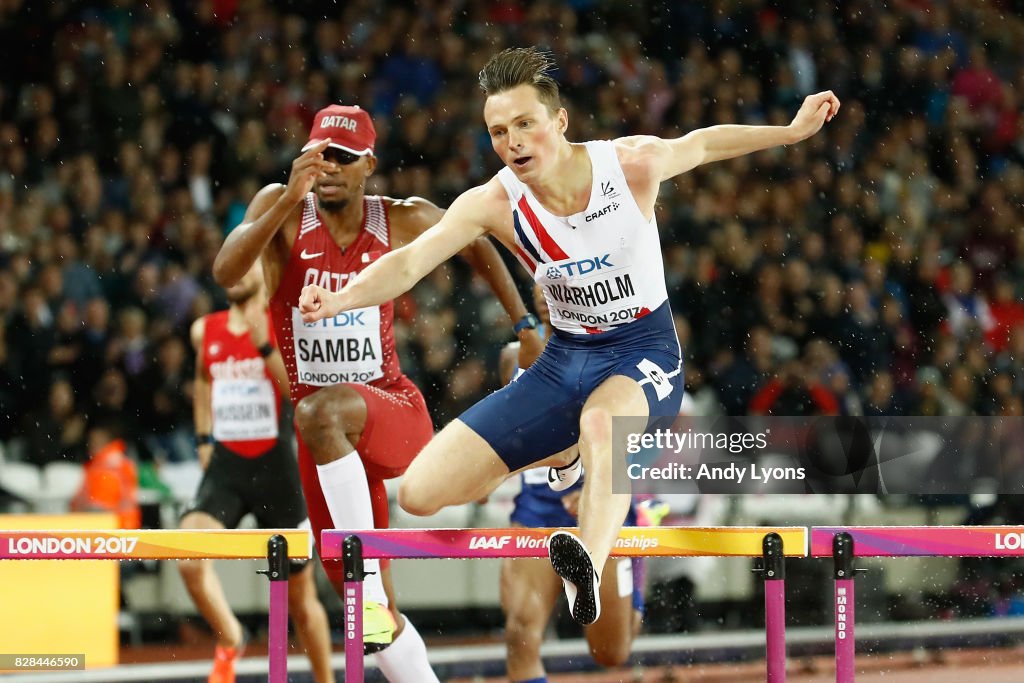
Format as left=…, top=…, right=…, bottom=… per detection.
left=259, top=534, right=290, bottom=683
left=761, top=532, right=787, bottom=682
left=832, top=532, right=856, bottom=683
left=342, top=535, right=365, bottom=683
left=810, top=525, right=1024, bottom=683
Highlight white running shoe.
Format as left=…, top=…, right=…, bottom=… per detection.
left=549, top=530, right=601, bottom=625
left=547, top=454, right=583, bottom=492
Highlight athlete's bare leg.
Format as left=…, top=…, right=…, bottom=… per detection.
left=295, top=384, right=405, bottom=628
left=178, top=512, right=243, bottom=649
left=400, top=423, right=584, bottom=516
left=501, top=555, right=562, bottom=681
left=502, top=550, right=640, bottom=679
left=287, top=565, right=336, bottom=683
left=584, top=557, right=642, bottom=667
left=577, top=375, right=647, bottom=580
left=398, top=420, right=513, bottom=515
left=294, top=385, right=366, bottom=465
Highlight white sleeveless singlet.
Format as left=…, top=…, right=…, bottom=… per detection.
left=496, top=140, right=669, bottom=335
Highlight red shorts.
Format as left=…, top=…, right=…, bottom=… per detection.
left=294, top=378, right=434, bottom=583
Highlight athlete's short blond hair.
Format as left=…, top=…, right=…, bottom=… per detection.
left=478, top=47, right=562, bottom=114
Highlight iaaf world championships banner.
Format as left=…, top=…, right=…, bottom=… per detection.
left=612, top=416, right=1024, bottom=495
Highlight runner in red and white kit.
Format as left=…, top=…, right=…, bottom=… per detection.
left=180, top=261, right=334, bottom=683
left=213, top=104, right=542, bottom=682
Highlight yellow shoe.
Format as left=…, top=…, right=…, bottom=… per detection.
left=363, top=600, right=397, bottom=654
left=637, top=498, right=671, bottom=527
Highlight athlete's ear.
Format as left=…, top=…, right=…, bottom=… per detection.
left=557, top=108, right=568, bottom=135
left=365, top=155, right=377, bottom=176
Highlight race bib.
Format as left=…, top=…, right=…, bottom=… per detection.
left=291, top=306, right=384, bottom=386
left=211, top=378, right=278, bottom=441
left=537, top=247, right=644, bottom=329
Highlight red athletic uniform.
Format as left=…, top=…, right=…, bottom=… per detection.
left=269, top=193, right=434, bottom=575
left=202, top=310, right=281, bottom=457
left=192, top=311, right=308, bottom=531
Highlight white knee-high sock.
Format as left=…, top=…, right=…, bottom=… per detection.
left=374, top=615, right=439, bottom=683
left=315, top=455, right=388, bottom=605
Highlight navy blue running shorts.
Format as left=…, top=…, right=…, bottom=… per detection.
left=460, top=302, right=683, bottom=472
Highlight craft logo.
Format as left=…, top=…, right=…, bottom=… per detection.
left=584, top=203, right=619, bottom=222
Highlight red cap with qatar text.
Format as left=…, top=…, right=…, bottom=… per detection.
left=302, top=104, right=376, bottom=156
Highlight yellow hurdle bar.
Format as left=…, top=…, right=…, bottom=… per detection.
left=321, top=526, right=809, bottom=560
left=0, top=529, right=312, bottom=560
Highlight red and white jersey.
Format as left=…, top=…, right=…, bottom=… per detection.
left=270, top=194, right=404, bottom=405
left=497, top=140, right=669, bottom=335
left=202, top=310, right=281, bottom=457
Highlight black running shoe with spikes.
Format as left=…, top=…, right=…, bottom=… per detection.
left=549, top=530, right=601, bottom=625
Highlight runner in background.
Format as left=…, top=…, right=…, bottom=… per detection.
left=178, top=262, right=334, bottom=683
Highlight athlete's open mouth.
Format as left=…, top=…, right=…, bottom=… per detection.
left=513, top=156, right=532, bottom=167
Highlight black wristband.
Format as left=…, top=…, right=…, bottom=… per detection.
left=196, top=434, right=213, bottom=446
left=513, top=314, right=540, bottom=334
left=258, top=342, right=275, bottom=358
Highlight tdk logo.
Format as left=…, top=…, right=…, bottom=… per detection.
left=303, top=310, right=366, bottom=328
left=556, top=254, right=614, bottom=276
left=545, top=267, right=563, bottom=280
left=585, top=203, right=619, bottom=222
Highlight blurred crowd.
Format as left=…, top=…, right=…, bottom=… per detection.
left=0, top=0, right=1022, bottom=471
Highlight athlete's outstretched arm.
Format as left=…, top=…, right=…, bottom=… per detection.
left=645, top=91, right=841, bottom=181
left=213, top=140, right=335, bottom=287
left=299, top=187, right=492, bottom=322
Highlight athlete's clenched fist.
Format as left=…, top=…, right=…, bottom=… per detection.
left=299, top=284, right=341, bottom=323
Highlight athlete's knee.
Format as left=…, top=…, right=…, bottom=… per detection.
left=397, top=479, right=441, bottom=517
left=588, top=637, right=632, bottom=668
left=505, top=610, right=545, bottom=656
left=294, top=391, right=337, bottom=432
left=580, top=406, right=613, bottom=444
left=294, top=388, right=363, bottom=438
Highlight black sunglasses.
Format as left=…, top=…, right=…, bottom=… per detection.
left=324, top=148, right=362, bottom=165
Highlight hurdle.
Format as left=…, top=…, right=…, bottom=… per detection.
left=812, top=525, right=1024, bottom=683
left=0, top=528, right=311, bottom=681
left=322, top=526, right=808, bottom=682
